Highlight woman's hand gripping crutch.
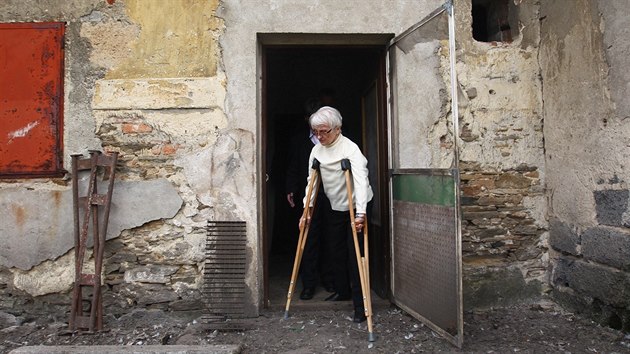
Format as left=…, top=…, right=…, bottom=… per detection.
left=341, top=158, right=375, bottom=342
left=284, top=159, right=321, bottom=320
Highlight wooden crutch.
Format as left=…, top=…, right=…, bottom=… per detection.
left=284, top=159, right=321, bottom=319
left=341, top=158, right=375, bottom=342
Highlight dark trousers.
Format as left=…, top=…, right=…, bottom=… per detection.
left=300, top=193, right=333, bottom=288
left=326, top=207, right=367, bottom=313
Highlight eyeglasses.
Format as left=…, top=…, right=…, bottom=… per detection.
left=312, top=128, right=333, bottom=136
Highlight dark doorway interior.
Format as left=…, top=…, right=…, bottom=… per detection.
left=263, top=46, right=389, bottom=308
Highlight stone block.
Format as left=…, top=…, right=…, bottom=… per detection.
left=0, top=311, right=19, bottom=328
left=552, top=257, right=630, bottom=308
left=594, top=189, right=629, bottom=227
left=495, top=173, right=532, bottom=189
left=548, top=218, right=580, bottom=255
left=463, top=210, right=502, bottom=220
left=553, top=282, right=630, bottom=331
left=124, top=265, right=180, bottom=284
left=115, top=283, right=179, bottom=306
left=136, top=284, right=180, bottom=306
left=106, top=251, right=138, bottom=271
left=463, top=265, right=542, bottom=309
left=476, top=227, right=506, bottom=240
left=582, top=226, right=630, bottom=271
left=170, top=299, right=204, bottom=311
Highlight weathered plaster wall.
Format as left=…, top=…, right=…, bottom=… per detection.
left=454, top=0, right=548, bottom=308
left=540, top=0, right=630, bottom=330
left=8, top=0, right=624, bottom=321
left=106, top=0, right=220, bottom=79
left=1, top=0, right=555, bottom=317
left=0, top=0, right=236, bottom=316
left=218, top=0, right=446, bottom=309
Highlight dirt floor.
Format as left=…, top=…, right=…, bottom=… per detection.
left=1, top=298, right=630, bottom=354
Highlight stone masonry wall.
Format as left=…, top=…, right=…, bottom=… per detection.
left=540, top=0, right=630, bottom=331
left=455, top=0, right=548, bottom=308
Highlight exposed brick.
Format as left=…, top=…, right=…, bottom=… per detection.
left=582, top=226, right=630, bottom=271
left=161, top=144, right=179, bottom=155
left=122, top=123, right=153, bottom=134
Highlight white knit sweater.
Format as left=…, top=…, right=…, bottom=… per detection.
left=303, top=134, right=373, bottom=214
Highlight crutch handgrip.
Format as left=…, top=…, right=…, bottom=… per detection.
left=340, top=158, right=351, bottom=171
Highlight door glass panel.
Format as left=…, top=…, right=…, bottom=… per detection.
left=389, top=5, right=452, bottom=170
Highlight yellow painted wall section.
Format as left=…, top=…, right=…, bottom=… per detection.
left=107, top=0, right=222, bottom=79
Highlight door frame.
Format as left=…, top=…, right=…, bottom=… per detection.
left=258, top=34, right=393, bottom=307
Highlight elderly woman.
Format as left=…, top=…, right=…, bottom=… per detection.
left=302, top=106, right=373, bottom=323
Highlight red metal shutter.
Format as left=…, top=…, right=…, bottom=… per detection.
left=0, top=22, right=65, bottom=178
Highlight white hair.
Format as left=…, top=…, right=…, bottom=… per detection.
left=309, top=106, right=342, bottom=129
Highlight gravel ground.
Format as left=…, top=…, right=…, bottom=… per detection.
left=1, top=300, right=629, bottom=353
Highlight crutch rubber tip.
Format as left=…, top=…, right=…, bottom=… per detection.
left=368, top=332, right=376, bottom=342
left=283, top=311, right=290, bottom=320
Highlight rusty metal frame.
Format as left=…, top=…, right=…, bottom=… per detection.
left=69, top=150, right=118, bottom=333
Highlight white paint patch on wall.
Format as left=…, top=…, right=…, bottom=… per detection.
left=7, top=121, right=39, bottom=143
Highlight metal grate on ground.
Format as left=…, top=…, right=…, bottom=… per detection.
left=202, top=221, right=247, bottom=330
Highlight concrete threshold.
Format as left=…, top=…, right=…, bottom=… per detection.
left=10, top=344, right=241, bottom=354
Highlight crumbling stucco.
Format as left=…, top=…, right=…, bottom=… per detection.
left=106, top=0, right=222, bottom=79
left=541, top=0, right=627, bottom=228
left=0, top=179, right=183, bottom=271
left=453, top=0, right=548, bottom=304
left=80, top=18, right=140, bottom=71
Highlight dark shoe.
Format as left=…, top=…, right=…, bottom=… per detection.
left=322, top=282, right=335, bottom=293
left=300, top=287, right=315, bottom=300
left=324, top=292, right=351, bottom=301
left=353, top=310, right=367, bottom=323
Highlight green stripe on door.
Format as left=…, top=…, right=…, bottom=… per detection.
left=392, top=174, right=455, bottom=206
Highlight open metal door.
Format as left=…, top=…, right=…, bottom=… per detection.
left=387, top=1, right=463, bottom=347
